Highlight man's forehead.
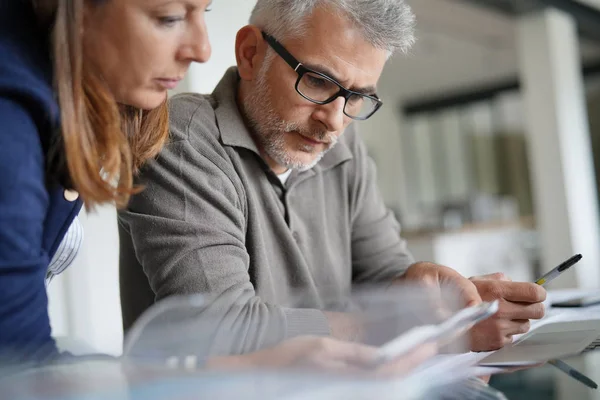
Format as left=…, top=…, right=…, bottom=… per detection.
left=295, top=46, right=386, bottom=94
left=275, top=5, right=387, bottom=89
left=283, top=23, right=387, bottom=89
left=332, top=54, right=382, bottom=80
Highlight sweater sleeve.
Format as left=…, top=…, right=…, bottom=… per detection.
left=0, top=96, right=58, bottom=365
left=348, top=126, right=415, bottom=284
left=118, top=95, right=330, bottom=357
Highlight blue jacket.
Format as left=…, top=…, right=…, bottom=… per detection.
left=0, top=1, right=83, bottom=364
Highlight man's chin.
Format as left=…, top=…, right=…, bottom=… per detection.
left=283, top=153, right=324, bottom=172
left=296, top=163, right=318, bottom=172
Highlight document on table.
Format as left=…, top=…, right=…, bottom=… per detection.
left=479, top=319, right=600, bottom=366
left=478, top=290, right=600, bottom=367
left=403, top=290, right=600, bottom=376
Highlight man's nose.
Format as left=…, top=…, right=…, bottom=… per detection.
left=312, top=97, right=346, bottom=133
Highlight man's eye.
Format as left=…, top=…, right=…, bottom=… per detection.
left=307, top=75, right=327, bottom=88
left=348, top=94, right=364, bottom=105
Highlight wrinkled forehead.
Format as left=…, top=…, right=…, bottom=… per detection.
left=279, top=6, right=388, bottom=92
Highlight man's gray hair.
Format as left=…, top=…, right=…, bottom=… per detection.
left=249, top=0, right=416, bottom=55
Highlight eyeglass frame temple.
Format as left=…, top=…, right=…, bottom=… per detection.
left=261, top=31, right=383, bottom=120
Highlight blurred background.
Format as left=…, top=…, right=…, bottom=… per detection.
left=46, top=0, right=600, bottom=398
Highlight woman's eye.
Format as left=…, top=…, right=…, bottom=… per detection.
left=157, top=16, right=184, bottom=27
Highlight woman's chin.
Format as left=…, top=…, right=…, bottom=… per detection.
left=122, top=91, right=168, bottom=111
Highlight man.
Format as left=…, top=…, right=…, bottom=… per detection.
left=119, top=0, right=545, bottom=354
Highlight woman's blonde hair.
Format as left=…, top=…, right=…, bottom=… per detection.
left=33, top=0, right=170, bottom=208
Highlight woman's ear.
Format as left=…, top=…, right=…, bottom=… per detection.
left=235, top=25, right=267, bottom=81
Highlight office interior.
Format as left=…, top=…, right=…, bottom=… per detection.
left=44, top=0, right=600, bottom=398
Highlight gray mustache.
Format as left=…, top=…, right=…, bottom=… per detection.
left=286, top=128, right=335, bottom=144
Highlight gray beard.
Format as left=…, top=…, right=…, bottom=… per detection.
left=241, top=60, right=338, bottom=172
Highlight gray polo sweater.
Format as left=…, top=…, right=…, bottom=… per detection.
left=118, top=68, right=414, bottom=354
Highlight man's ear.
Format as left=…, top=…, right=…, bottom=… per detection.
left=235, top=25, right=266, bottom=81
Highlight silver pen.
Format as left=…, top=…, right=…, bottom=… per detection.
left=549, top=359, right=598, bottom=390
left=535, top=254, right=582, bottom=286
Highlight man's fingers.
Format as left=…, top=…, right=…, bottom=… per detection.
left=441, top=268, right=482, bottom=307
left=513, top=302, right=545, bottom=320
left=502, top=335, right=514, bottom=347
left=512, top=319, right=532, bottom=335
left=459, top=280, right=483, bottom=307
left=501, top=319, right=531, bottom=336
left=471, top=272, right=512, bottom=282
left=501, top=282, right=547, bottom=303
left=496, top=300, right=545, bottom=320
left=475, top=280, right=546, bottom=303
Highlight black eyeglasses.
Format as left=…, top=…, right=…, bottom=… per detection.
left=262, top=32, right=383, bottom=121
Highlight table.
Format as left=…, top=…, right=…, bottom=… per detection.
left=491, top=350, right=600, bottom=400
left=490, top=289, right=600, bottom=400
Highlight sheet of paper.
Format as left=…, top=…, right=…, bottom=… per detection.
left=372, top=290, right=600, bottom=384
left=401, top=351, right=494, bottom=386
left=478, top=290, right=600, bottom=367
left=409, top=290, right=600, bottom=374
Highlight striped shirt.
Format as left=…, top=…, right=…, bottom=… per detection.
left=46, top=217, right=84, bottom=287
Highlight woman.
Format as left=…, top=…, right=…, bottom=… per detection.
left=0, top=0, right=434, bottom=372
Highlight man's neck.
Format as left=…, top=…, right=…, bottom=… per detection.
left=236, top=83, right=287, bottom=175
left=263, top=155, right=287, bottom=175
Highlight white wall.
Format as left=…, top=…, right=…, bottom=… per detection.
left=175, top=1, right=258, bottom=95
left=47, top=0, right=257, bottom=356
left=517, top=10, right=600, bottom=289
left=359, top=91, right=410, bottom=225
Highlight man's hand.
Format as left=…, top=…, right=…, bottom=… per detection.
left=469, top=273, right=546, bottom=351
left=396, top=263, right=546, bottom=352
left=397, top=262, right=483, bottom=308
